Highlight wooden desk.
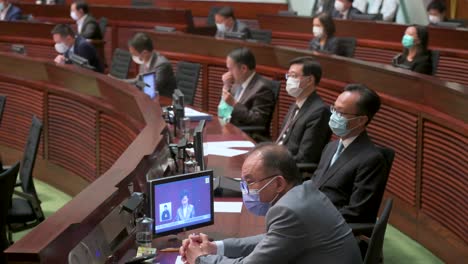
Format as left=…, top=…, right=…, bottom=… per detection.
left=15, top=3, right=195, bottom=68
left=144, top=32, right=466, bottom=262
left=0, top=51, right=256, bottom=263
left=257, top=14, right=468, bottom=86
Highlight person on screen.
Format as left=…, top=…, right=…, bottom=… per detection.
left=392, top=25, right=433, bottom=75
left=308, top=12, right=339, bottom=55
left=70, top=1, right=102, bottom=40
left=175, top=190, right=195, bottom=221
left=0, top=0, right=22, bottom=21
left=278, top=57, right=331, bottom=166
left=332, top=0, right=361, bottom=20
left=125, top=32, right=176, bottom=97
left=214, top=6, right=251, bottom=39
left=161, top=204, right=171, bottom=221
left=217, top=47, right=276, bottom=141
left=179, top=143, right=362, bottom=264
left=51, top=24, right=103, bottom=73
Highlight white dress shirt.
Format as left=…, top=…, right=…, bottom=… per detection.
left=77, top=14, right=88, bottom=34
left=0, top=4, right=11, bottom=20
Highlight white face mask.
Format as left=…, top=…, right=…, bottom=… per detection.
left=428, top=15, right=441, bottom=24
left=286, top=77, right=303, bottom=98
left=54, top=42, right=68, bottom=54
left=313, top=26, right=323, bottom=38
left=132, top=55, right=144, bottom=65
left=216, top=23, right=226, bottom=32
left=334, top=1, right=345, bottom=12
left=70, top=11, right=79, bottom=21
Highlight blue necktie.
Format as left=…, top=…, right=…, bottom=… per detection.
left=330, top=141, right=344, bottom=166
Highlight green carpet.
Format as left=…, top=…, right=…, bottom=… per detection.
left=12, top=181, right=443, bottom=263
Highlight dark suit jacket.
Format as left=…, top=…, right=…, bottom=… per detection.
left=230, top=73, right=275, bottom=139
left=79, top=15, right=102, bottom=40
left=215, top=19, right=252, bottom=39
left=332, top=6, right=362, bottom=19
left=392, top=50, right=433, bottom=75
left=280, top=92, right=331, bottom=164
left=312, top=131, right=389, bottom=223
left=309, top=36, right=339, bottom=54
left=65, top=36, right=103, bottom=73
left=4, top=4, right=22, bottom=21
left=138, top=51, right=176, bottom=97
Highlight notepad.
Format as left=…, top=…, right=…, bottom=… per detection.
left=184, top=107, right=212, bottom=121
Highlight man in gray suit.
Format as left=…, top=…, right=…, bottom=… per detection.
left=214, top=6, right=251, bottom=39
left=126, top=32, right=176, bottom=97
left=179, top=143, right=362, bottom=264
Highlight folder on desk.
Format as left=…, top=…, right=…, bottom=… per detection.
left=184, top=107, right=212, bottom=121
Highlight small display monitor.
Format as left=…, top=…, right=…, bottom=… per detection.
left=141, top=71, right=157, bottom=99
left=149, top=170, right=214, bottom=237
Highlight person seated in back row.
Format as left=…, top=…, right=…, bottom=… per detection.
left=51, top=24, right=103, bottom=73
left=214, top=6, right=251, bottom=39
left=309, top=12, right=339, bottom=54
left=392, top=25, right=433, bottom=75
left=126, top=32, right=176, bottom=97
left=332, top=0, right=361, bottom=20
left=0, top=0, right=22, bottom=21
left=70, top=1, right=102, bottom=40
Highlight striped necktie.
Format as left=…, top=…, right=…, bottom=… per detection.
left=276, top=105, right=299, bottom=145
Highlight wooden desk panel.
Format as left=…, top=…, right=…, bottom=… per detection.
left=143, top=32, right=468, bottom=262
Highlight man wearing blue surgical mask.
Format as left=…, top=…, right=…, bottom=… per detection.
left=312, top=84, right=388, bottom=224
left=214, top=6, right=251, bottom=39
left=179, top=143, right=362, bottom=264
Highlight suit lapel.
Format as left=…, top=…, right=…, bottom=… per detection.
left=283, top=92, right=319, bottom=143
left=238, top=73, right=259, bottom=104
left=316, top=131, right=370, bottom=187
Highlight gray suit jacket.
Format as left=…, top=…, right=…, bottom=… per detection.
left=197, top=181, right=362, bottom=264
left=215, top=20, right=252, bottom=39
left=309, top=36, right=338, bottom=54
left=126, top=51, right=176, bottom=97
left=80, top=15, right=102, bottom=40
left=332, top=6, right=362, bottom=19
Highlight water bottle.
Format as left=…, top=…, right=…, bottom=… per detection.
left=135, top=215, right=153, bottom=249
left=218, top=99, right=233, bottom=122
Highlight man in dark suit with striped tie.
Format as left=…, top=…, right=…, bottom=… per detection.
left=277, top=57, right=331, bottom=167
left=312, top=84, right=388, bottom=224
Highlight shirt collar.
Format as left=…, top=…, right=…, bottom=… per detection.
left=241, top=71, right=256, bottom=90
left=77, top=14, right=87, bottom=26
left=296, top=96, right=307, bottom=109
left=341, top=8, right=350, bottom=18
left=341, top=135, right=358, bottom=148
left=145, top=52, right=155, bottom=69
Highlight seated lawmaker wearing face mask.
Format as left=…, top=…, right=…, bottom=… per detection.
left=51, top=24, right=103, bottom=73
left=126, top=32, right=176, bottom=97
left=179, top=143, right=362, bottom=264
left=70, top=1, right=102, bottom=40
left=214, top=6, right=251, bottom=39
left=312, top=84, right=389, bottom=224
left=309, top=12, right=339, bottom=55
left=278, top=57, right=331, bottom=166
left=392, top=25, right=433, bottom=75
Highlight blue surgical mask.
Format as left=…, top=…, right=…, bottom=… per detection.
left=402, top=34, right=414, bottom=48
left=328, top=111, right=361, bottom=138
left=241, top=177, right=278, bottom=216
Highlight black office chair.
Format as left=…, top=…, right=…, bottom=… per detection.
left=431, top=50, right=440, bottom=76
left=109, top=48, right=132, bottom=79
left=131, top=0, right=153, bottom=7
left=99, top=17, right=108, bottom=37
left=350, top=13, right=383, bottom=21
left=249, top=29, right=272, bottom=44
left=336, top=37, right=357, bottom=58
left=207, top=6, right=222, bottom=26
left=0, top=162, right=20, bottom=262
left=0, top=95, right=6, bottom=126
left=238, top=80, right=281, bottom=142
left=362, top=198, right=394, bottom=264
left=7, top=116, right=45, bottom=242
left=175, top=61, right=201, bottom=106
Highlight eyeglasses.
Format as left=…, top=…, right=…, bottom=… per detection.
left=330, top=105, right=361, bottom=119
left=285, top=73, right=304, bottom=80
left=240, top=174, right=279, bottom=194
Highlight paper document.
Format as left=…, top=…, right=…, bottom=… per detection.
left=175, top=256, right=184, bottom=264
left=203, top=141, right=254, bottom=157
left=184, top=107, right=212, bottom=121
left=214, top=202, right=243, bottom=213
